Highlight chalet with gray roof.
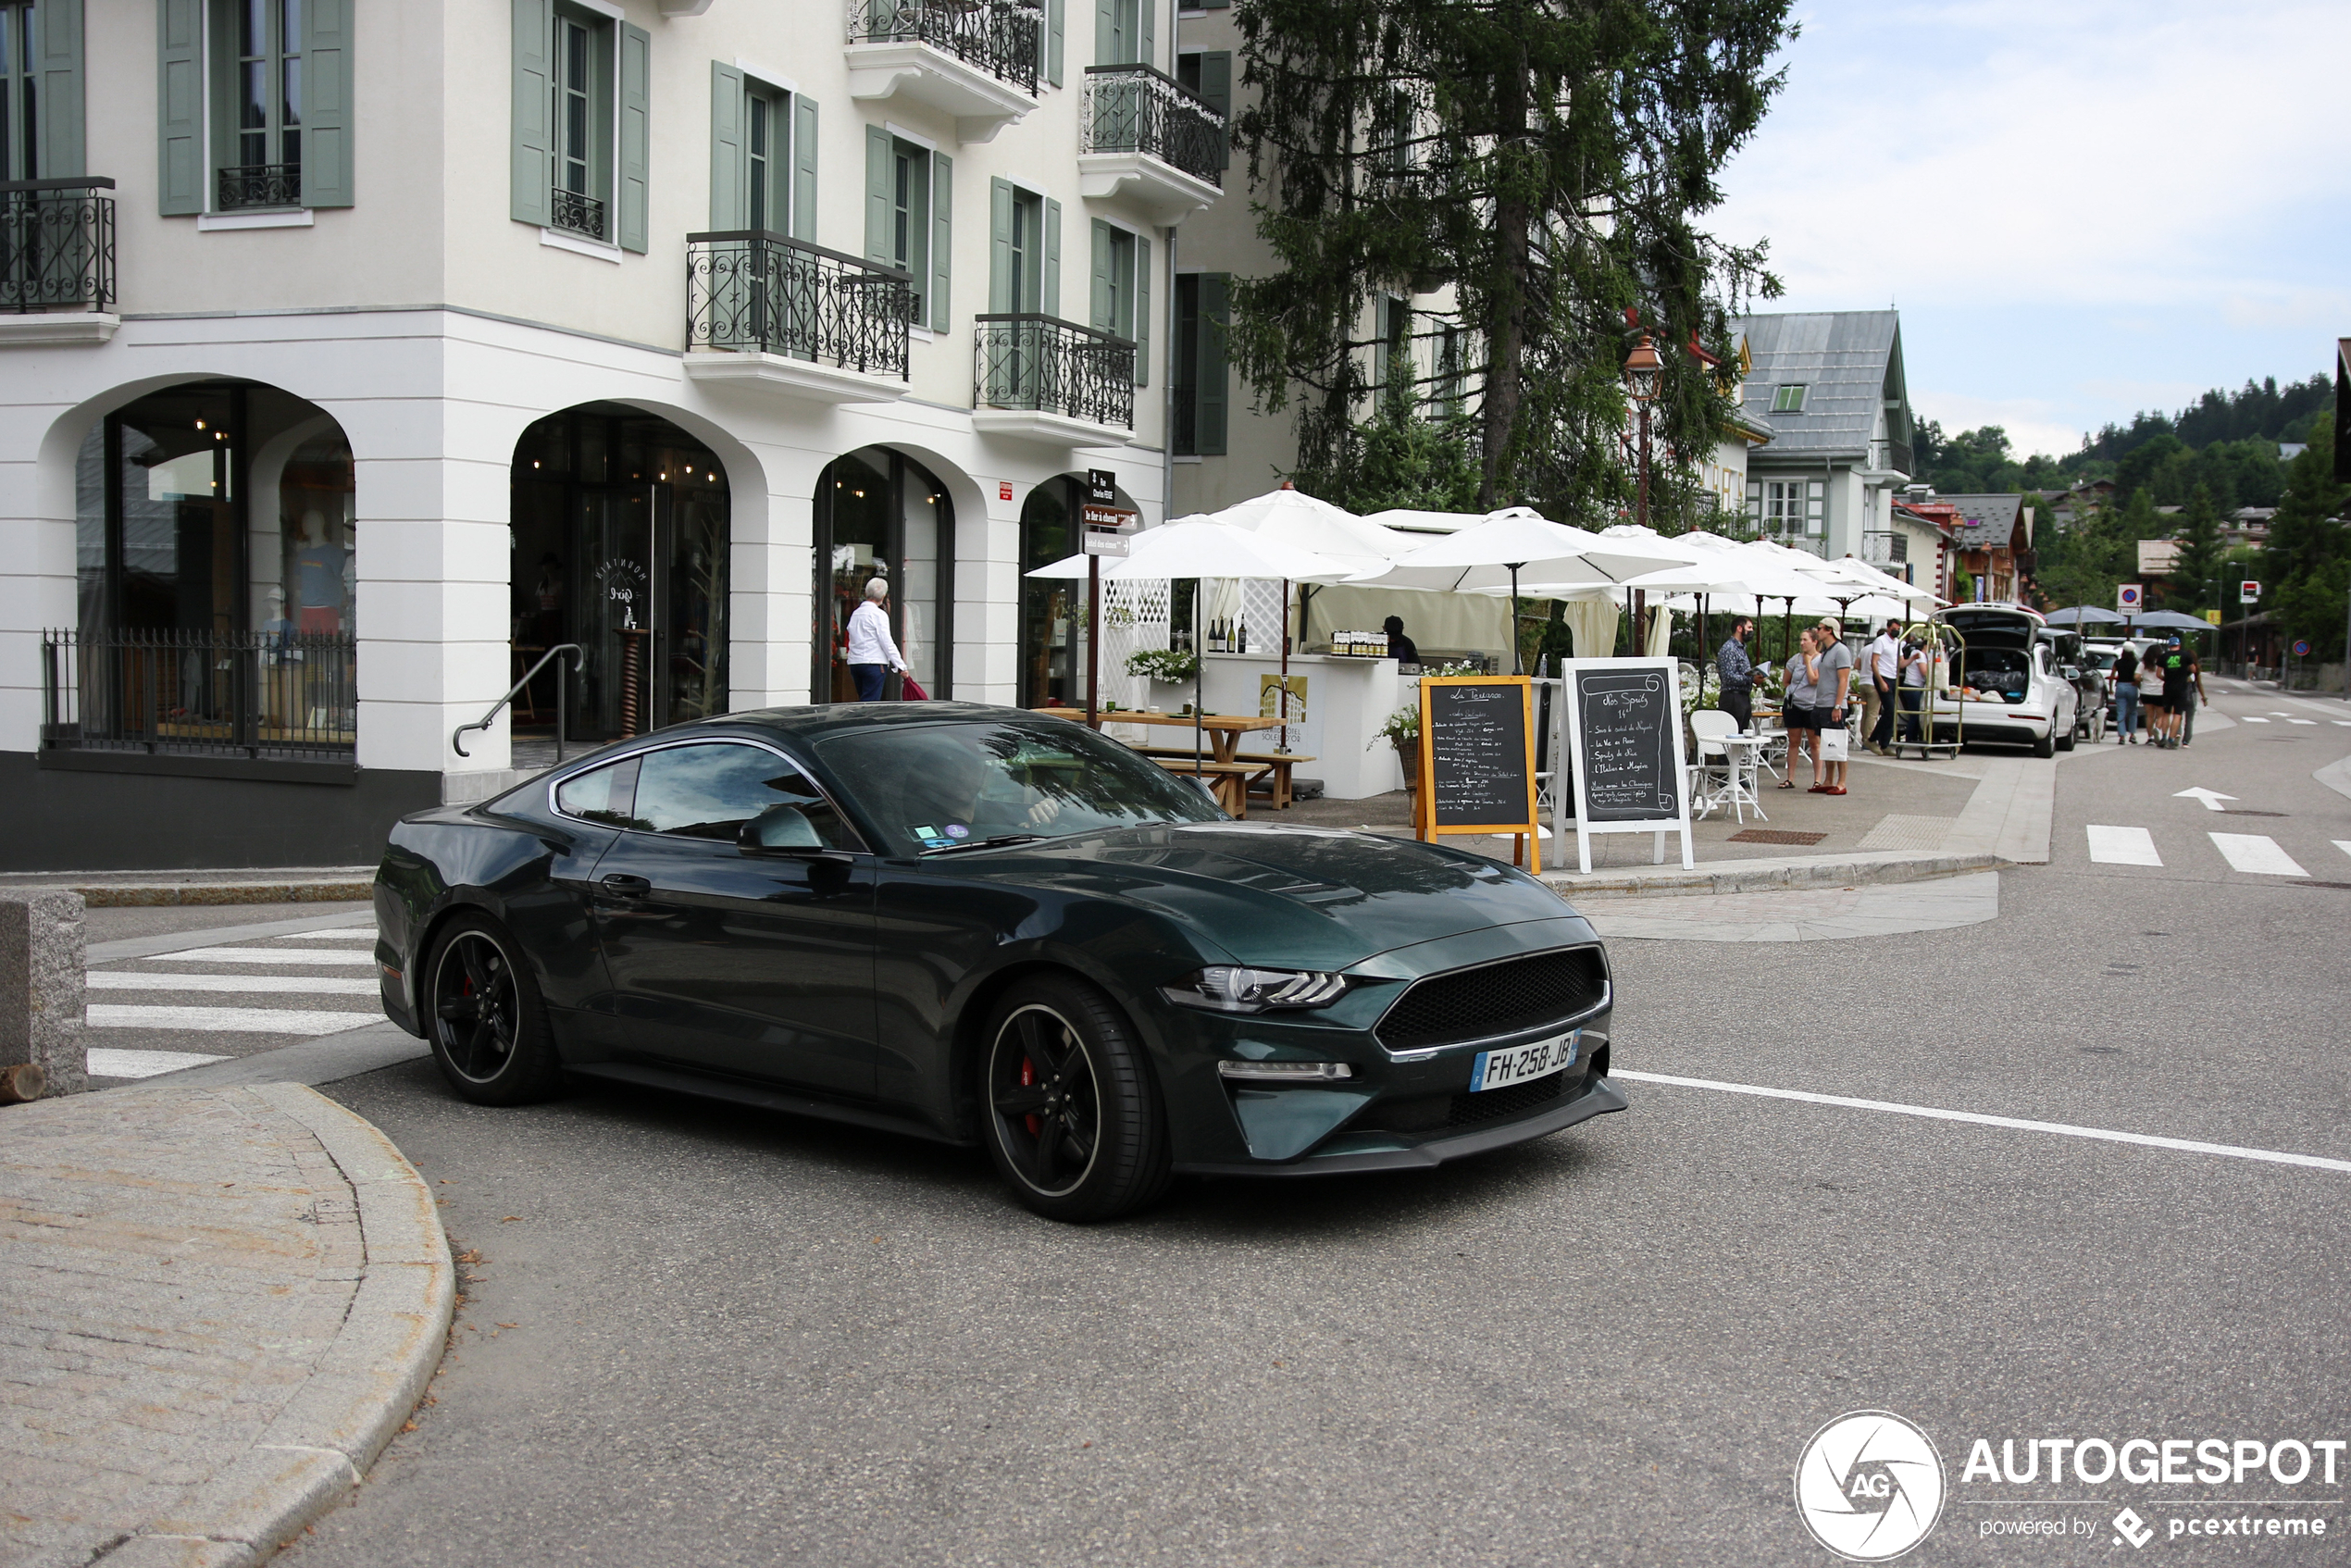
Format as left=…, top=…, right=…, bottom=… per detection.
left=1936, top=493, right=2034, bottom=603
left=1730, top=310, right=1918, bottom=564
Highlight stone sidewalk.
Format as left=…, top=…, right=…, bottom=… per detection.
left=0, top=1083, right=451, bottom=1568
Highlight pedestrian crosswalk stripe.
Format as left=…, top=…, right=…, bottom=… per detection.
left=2335, top=841, right=2351, bottom=862
left=86, top=1003, right=383, bottom=1034
left=2242, top=716, right=2270, bottom=723
left=2208, top=834, right=2308, bottom=877
left=132, top=947, right=376, bottom=965
left=273, top=928, right=377, bottom=941
left=2086, top=826, right=2162, bottom=866
left=85, top=972, right=379, bottom=995
left=87, top=1047, right=230, bottom=1078
left=2287, top=718, right=2316, bottom=725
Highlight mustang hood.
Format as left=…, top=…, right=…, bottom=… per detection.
left=950, top=821, right=1580, bottom=970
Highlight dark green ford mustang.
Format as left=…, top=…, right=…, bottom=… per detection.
left=374, top=703, right=1622, bottom=1221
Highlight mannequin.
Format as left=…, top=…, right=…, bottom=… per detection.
left=291, top=509, right=351, bottom=634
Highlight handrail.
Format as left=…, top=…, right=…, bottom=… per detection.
left=454, top=643, right=581, bottom=763
left=683, top=227, right=916, bottom=280
left=0, top=176, right=117, bottom=193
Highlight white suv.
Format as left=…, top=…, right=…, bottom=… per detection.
left=1930, top=604, right=2082, bottom=758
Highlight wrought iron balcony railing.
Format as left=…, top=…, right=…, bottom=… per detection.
left=1083, top=64, right=1225, bottom=186
left=42, top=628, right=357, bottom=764
left=974, top=314, right=1136, bottom=430
left=1861, top=529, right=1909, bottom=566
left=551, top=187, right=608, bottom=242
left=217, top=162, right=302, bottom=210
left=0, top=179, right=115, bottom=313
left=848, top=0, right=1040, bottom=95
left=686, top=231, right=914, bottom=379
left=1884, top=438, right=1913, bottom=478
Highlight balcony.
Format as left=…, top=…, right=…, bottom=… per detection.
left=1078, top=65, right=1225, bottom=222
left=550, top=187, right=608, bottom=243
left=1860, top=530, right=1909, bottom=566
left=972, top=314, right=1135, bottom=446
left=0, top=179, right=117, bottom=344
left=684, top=231, right=914, bottom=404
left=844, top=0, right=1040, bottom=143
left=217, top=162, right=301, bottom=211
left=41, top=628, right=357, bottom=778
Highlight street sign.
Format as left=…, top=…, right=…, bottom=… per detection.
left=2240, top=580, right=2261, bottom=602
left=2293, top=639, right=2311, bottom=657
left=2203, top=609, right=2221, bottom=626
left=2117, top=583, right=2144, bottom=611
left=1082, top=504, right=1139, bottom=533
left=1086, top=468, right=1119, bottom=505
left=1082, top=532, right=1129, bottom=556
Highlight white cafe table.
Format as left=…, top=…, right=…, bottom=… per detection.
left=1693, top=734, right=1768, bottom=825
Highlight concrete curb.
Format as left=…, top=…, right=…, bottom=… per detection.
left=64, top=880, right=374, bottom=908
left=1543, top=850, right=2008, bottom=899
left=104, top=1085, right=453, bottom=1568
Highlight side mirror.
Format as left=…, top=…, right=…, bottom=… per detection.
left=2060, top=666, right=2081, bottom=681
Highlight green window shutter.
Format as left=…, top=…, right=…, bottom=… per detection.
left=1088, top=218, right=1111, bottom=332
left=1197, top=273, right=1228, bottom=454
left=616, top=24, right=651, bottom=252
left=1093, top=0, right=1113, bottom=66
left=37, top=0, right=84, bottom=179
left=988, top=176, right=1012, bottom=313
left=708, top=64, right=745, bottom=229
left=1040, top=196, right=1060, bottom=317
left=929, top=153, right=952, bottom=332
left=1200, top=50, right=1230, bottom=168
left=1047, top=0, right=1064, bottom=87
left=790, top=95, right=818, bottom=241
left=864, top=124, right=891, bottom=266
left=1138, top=0, right=1154, bottom=73
left=299, top=0, right=355, bottom=207
left=510, top=0, right=554, bottom=226
left=1134, top=233, right=1150, bottom=387
left=156, top=0, right=202, bottom=214
left=1202, top=0, right=1227, bottom=11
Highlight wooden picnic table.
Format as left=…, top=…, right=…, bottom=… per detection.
left=1031, top=707, right=1287, bottom=765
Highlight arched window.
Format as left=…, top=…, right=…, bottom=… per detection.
left=814, top=448, right=952, bottom=702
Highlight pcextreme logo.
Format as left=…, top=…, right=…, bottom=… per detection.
left=1795, top=1411, right=1948, bottom=1562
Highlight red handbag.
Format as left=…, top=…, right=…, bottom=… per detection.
left=899, top=675, right=929, bottom=701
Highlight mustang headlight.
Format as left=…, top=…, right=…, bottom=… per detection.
left=1162, top=966, right=1349, bottom=1014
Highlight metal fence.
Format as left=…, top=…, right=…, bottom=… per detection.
left=0, top=179, right=115, bottom=314
left=217, top=162, right=302, bottom=210
left=41, top=628, right=358, bottom=764
left=686, top=231, right=914, bottom=377
left=551, top=187, right=607, bottom=242
left=847, top=0, right=1039, bottom=93
left=1082, top=65, right=1225, bottom=185
left=974, top=314, right=1136, bottom=430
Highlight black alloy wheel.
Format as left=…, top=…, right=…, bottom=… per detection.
left=980, top=977, right=1170, bottom=1223
left=426, top=916, right=563, bottom=1105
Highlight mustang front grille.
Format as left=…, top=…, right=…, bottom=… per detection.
left=1374, top=948, right=1607, bottom=1052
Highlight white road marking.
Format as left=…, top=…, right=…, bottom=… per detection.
left=1612, top=1070, right=2351, bottom=1176
left=84, top=972, right=379, bottom=995
left=2335, top=840, right=2351, bottom=862
left=129, top=947, right=376, bottom=965
left=85, top=1004, right=384, bottom=1034
left=87, top=1048, right=230, bottom=1078
left=273, top=928, right=379, bottom=941
left=2208, top=833, right=2309, bottom=877
left=2173, top=787, right=2235, bottom=811
left=2086, top=826, right=2162, bottom=865
left=2288, top=718, right=2317, bottom=725
left=2242, top=716, right=2271, bottom=724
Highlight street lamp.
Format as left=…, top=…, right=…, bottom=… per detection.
left=1623, top=333, right=1662, bottom=529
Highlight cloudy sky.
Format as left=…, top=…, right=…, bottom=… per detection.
left=1711, top=0, right=2351, bottom=457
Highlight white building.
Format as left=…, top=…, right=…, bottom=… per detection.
left=0, top=0, right=1227, bottom=869
left=1731, top=310, right=1917, bottom=562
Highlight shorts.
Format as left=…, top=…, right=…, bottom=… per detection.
left=1782, top=704, right=1815, bottom=730
left=2143, top=691, right=2171, bottom=711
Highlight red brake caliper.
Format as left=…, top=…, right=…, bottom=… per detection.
left=1022, top=1056, right=1041, bottom=1138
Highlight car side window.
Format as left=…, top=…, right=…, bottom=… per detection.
left=554, top=756, right=641, bottom=828
left=628, top=744, right=864, bottom=849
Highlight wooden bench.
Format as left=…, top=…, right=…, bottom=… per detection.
left=1233, top=753, right=1316, bottom=810
left=1149, top=756, right=1254, bottom=816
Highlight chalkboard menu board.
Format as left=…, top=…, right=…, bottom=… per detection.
left=1574, top=668, right=1682, bottom=821
left=1420, top=678, right=1536, bottom=829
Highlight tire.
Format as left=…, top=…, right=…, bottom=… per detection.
left=2056, top=720, right=2075, bottom=752
left=979, top=976, right=1171, bottom=1223
left=2033, top=728, right=2056, bottom=759
left=423, top=915, right=565, bottom=1106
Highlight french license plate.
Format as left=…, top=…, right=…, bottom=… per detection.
left=1469, top=1030, right=1579, bottom=1093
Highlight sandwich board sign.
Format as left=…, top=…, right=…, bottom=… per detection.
left=1416, top=675, right=1540, bottom=874
left=1555, top=657, right=1693, bottom=876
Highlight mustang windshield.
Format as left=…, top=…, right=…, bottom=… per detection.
left=818, top=718, right=1225, bottom=856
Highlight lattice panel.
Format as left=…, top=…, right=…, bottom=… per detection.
left=1101, top=576, right=1172, bottom=707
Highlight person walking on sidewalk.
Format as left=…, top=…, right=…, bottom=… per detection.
left=2112, top=644, right=2141, bottom=743
left=2179, top=640, right=2208, bottom=746
left=845, top=578, right=909, bottom=701
left=1866, top=620, right=1903, bottom=754
left=1780, top=628, right=1820, bottom=790
left=1717, top=616, right=1756, bottom=732
left=2156, top=635, right=2192, bottom=747
left=1811, top=617, right=1854, bottom=794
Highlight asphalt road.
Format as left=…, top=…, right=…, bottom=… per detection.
left=279, top=684, right=2351, bottom=1568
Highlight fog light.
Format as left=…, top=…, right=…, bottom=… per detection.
left=1216, top=1060, right=1353, bottom=1081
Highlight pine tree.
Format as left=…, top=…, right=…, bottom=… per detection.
left=2169, top=485, right=2224, bottom=614
left=1226, top=0, right=1795, bottom=515
left=2266, top=425, right=2350, bottom=660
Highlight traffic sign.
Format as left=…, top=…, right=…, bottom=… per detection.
left=2203, top=610, right=2221, bottom=626
left=2117, top=583, right=2143, bottom=611
left=2240, top=580, right=2261, bottom=603
left=2293, top=639, right=2311, bottom=657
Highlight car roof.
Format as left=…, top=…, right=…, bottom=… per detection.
left=677, top=701, right=1081, bottom=744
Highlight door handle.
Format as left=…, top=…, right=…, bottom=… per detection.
left=598, top=873, right=652, bottom=897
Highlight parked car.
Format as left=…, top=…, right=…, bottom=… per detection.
left=1929, top=604, right=2081, bottom=757
left=2044, top=628, right=2108, bottom=743
left=372, top=703, right=1623, bottom=1222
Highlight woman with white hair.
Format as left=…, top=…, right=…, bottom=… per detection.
left=844, top=577, right=908, bottom=701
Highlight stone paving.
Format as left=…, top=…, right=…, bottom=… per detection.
left=1574, top=869, right=2003, bottom=943
left=0, top=1083, right=449, bottom=1568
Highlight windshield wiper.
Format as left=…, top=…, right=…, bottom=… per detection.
left=922, top=833, right=1046, bottom=855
